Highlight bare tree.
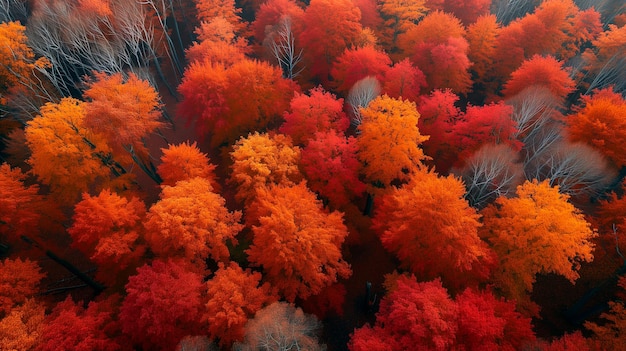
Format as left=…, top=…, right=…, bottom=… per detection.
left=0, top=0, right=27, bottom=23
left=491, top=0, right=539, bottom=25
left=454, top=144, right=524, bottom=208
left=233, top=302, right=326, bottom=351
left=584, top=54, right=626, bottom=96
left=525, top=141, right=616, bottom=197
left=347, top=76, right=381, bottom=127
left=176, top=336, right=219, bottom=351
left=266, top=16, right=303, bottom=80
left=506, top=86, right=562, bottom=139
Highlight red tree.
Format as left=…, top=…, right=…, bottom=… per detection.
left=0, top=258, right=44, bottom=314
left=330, top=45, right=391, bottom=94
left=279, top=87, right=349, bottom=146
left=382, top=58, right=426, bottom=102
left=300, top=130, right=366, bottom=208
left=120, top=260, right=206, bottom=350
left=502, top=55, right=575, bottom=100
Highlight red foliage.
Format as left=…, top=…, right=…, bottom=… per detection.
left=502, top=55, right=575, bottom=100
left=382, top=58, right=426, bottom=102
left=251, top=0, right=304, bottom=44
left=427, top=0, right=491, bottom=25
left=279, top=87, right=349, bottom=145
left=0, top=258, right=44, bottom=314
left=0, top=163, right=43, bottom=242
left=120, top=260, right=206, bottom=351
left=331, top=45, right=391, bottom=94
left=300, top=131, right=365, bottom=208
left=300, top=283, right=346, bottom=319
left=40, top=296, right=121, bottom=351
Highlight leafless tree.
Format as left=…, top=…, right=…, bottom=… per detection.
left=0, top=0, right=27, bottom=23
left=584, top=54, right=626, bottom=96
left=266, top=16, right=303, bottom=80
left=347, top=76, right=381, bottom=128
left=491, top=0, right=539, bottom=25
left=525, top=141, right=616, bottom=197
left=506, top=86, right=562, bottom=139
left=176, top=335, right=219, bottom=351
left=233, top=302, right=326, bottom=351
left=454, top=144, right=524, bottom=208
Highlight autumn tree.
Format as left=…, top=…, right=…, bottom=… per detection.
left=376, top=0, right=428, bottom=51
left=300, top=131, right=366, bottom=208
left=0, top=299, right=44, bottom=351
left=450, top=101, right=521, bottom=166
left=349, top=275, right=535, bottom=351
left=357, top=95, right=429, bottom=191
left=68, top=189, right=147, bottom=285
left=479, top=180, right=596, bottom=315
left=83, top=72, right=163, bottom=176
left=24, top=98, right=115, bottom=203
left=39, top=296, right=122, bottom=351
left=330, top=45, right=391, bottom=94
left=246, top=182, right=351, bottom=302
left=234, top=302, right=325, bottom=351
left=466, top=14, right=500, bottom=93
left=298, top=0, right=362, bottom=84
left=502, top=55, right=576, bottom=100
left=455, top=144, right=524, bottom=209
left=0, top=163, right=44, bottom=242
left=144, top=177, right=242, bottom=266
left=427, top=0, right=491, bottom=25
left=185, top=16, right=248, bottom=66
left=195, top=0, right=245, bottom=33
left=397, top=11, right=472, bottom=93
left=120, top=259, right=206, bottom=351
left=279, top=87, right=349, bottom=146
left=229, top=132, right=302, bottom=204
left=266, top=16, right=304, bottom=80
left=381, top=58, right=426, bottom=103
left=205, top=262, right=278, bottom=347
left=251, top=0, right=304, bottom=46
left=0, top=258, right=44, bottom=315
left=566, top=87, right=626, bottom=168
left=372, top=169, right=492, bottom=288
left=178, top=58, right=295, bottom=147
left=157, top=141, right=218, bottom=188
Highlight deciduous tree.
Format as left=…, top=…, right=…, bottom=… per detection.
left=0, top=164, right=44, bottom=242
left=229, top=132, right=302, bottom=204
left=479, top=180, right=596, bottom=315
left=0, top=299, right=44, bottom=351
left=157, top=141, right=218, bottom=188
left=585, top=277, right=626, bottom=350
left=382, top=58, right=426, bottom=103
left=235, top=302, right=325, bottom=351
left=205, top=262, right=278, bottom=347
left=372, top=169, right=492, bottom=288
left=144, top=177, right=242, bottom=265
left=300, top=131, right=366, bottom=208
left=120, top=259, right=206, bottom=351
left=377, top=0, right=428, bottom=51
left=330, top=46, right=391, bottom=94
left=502, top=55, right=575, bottom=100
left=582, top=23, right=626, bottom=94
left=357, top=95, right=429, bottom=190
left=279, top=87, right=348, bottom=146
left=346, top=76, right=381, bottom=127
left=246, top=182, right=351, bottom=302
left=0, top=258, right=44, bottom=314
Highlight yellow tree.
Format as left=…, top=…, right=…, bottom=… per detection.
left=230, top=132, right=302, bottom=204
left=144, top=177, right=243, bottom=267
left=24, top=98, right=116, bottom=203
left=357, top=95, right=429, bottom=191
left=246, top=182, right=352, bottom=302
left=480, top=180, right=596, bottom=315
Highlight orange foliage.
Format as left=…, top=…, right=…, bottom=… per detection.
left=466, top=14, right=500, bottom=86
left=377, top=0, right=428, bottom=50
left=0, top=299, right=45, bottom=351
left=0, top=164, right=43, bottom=242
left=298, top=0, right=362, bottom=84
left=157, top=141, right=218, bottom=188
left=205, top=262, right=278, bottom=347
left=186, top=17, right=248, bottom=65
left=195, top=0, right=245, bottom=33
left=0, top=258, right=44, bottom=314
left=279, top=87, right=349, bottom=145
left=246, top=182, right=352, bottom=302
left=372, top=169, right=492, bottom=288
left=25, top=98, right=113, bottom=203
left=567, top=87, right=626, bottom=168
left=230, top=132, right=302, bottom=204
left=68, top=189, right=146, bottom=284
left=357, top=95, right=429, bottom=190
left=502, top=55, right=575, bottom=100
left=480, top=180, right=596, bottom=315
left=83, top=72, right=163, bottom=163
left=429, top=0, right=491, bottom=25
left=144, top=177, right=242, bottom=265
left=585, top=277, right=626, bottom=350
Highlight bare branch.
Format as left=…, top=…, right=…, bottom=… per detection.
left=347, top=76, right=381, bottom=127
